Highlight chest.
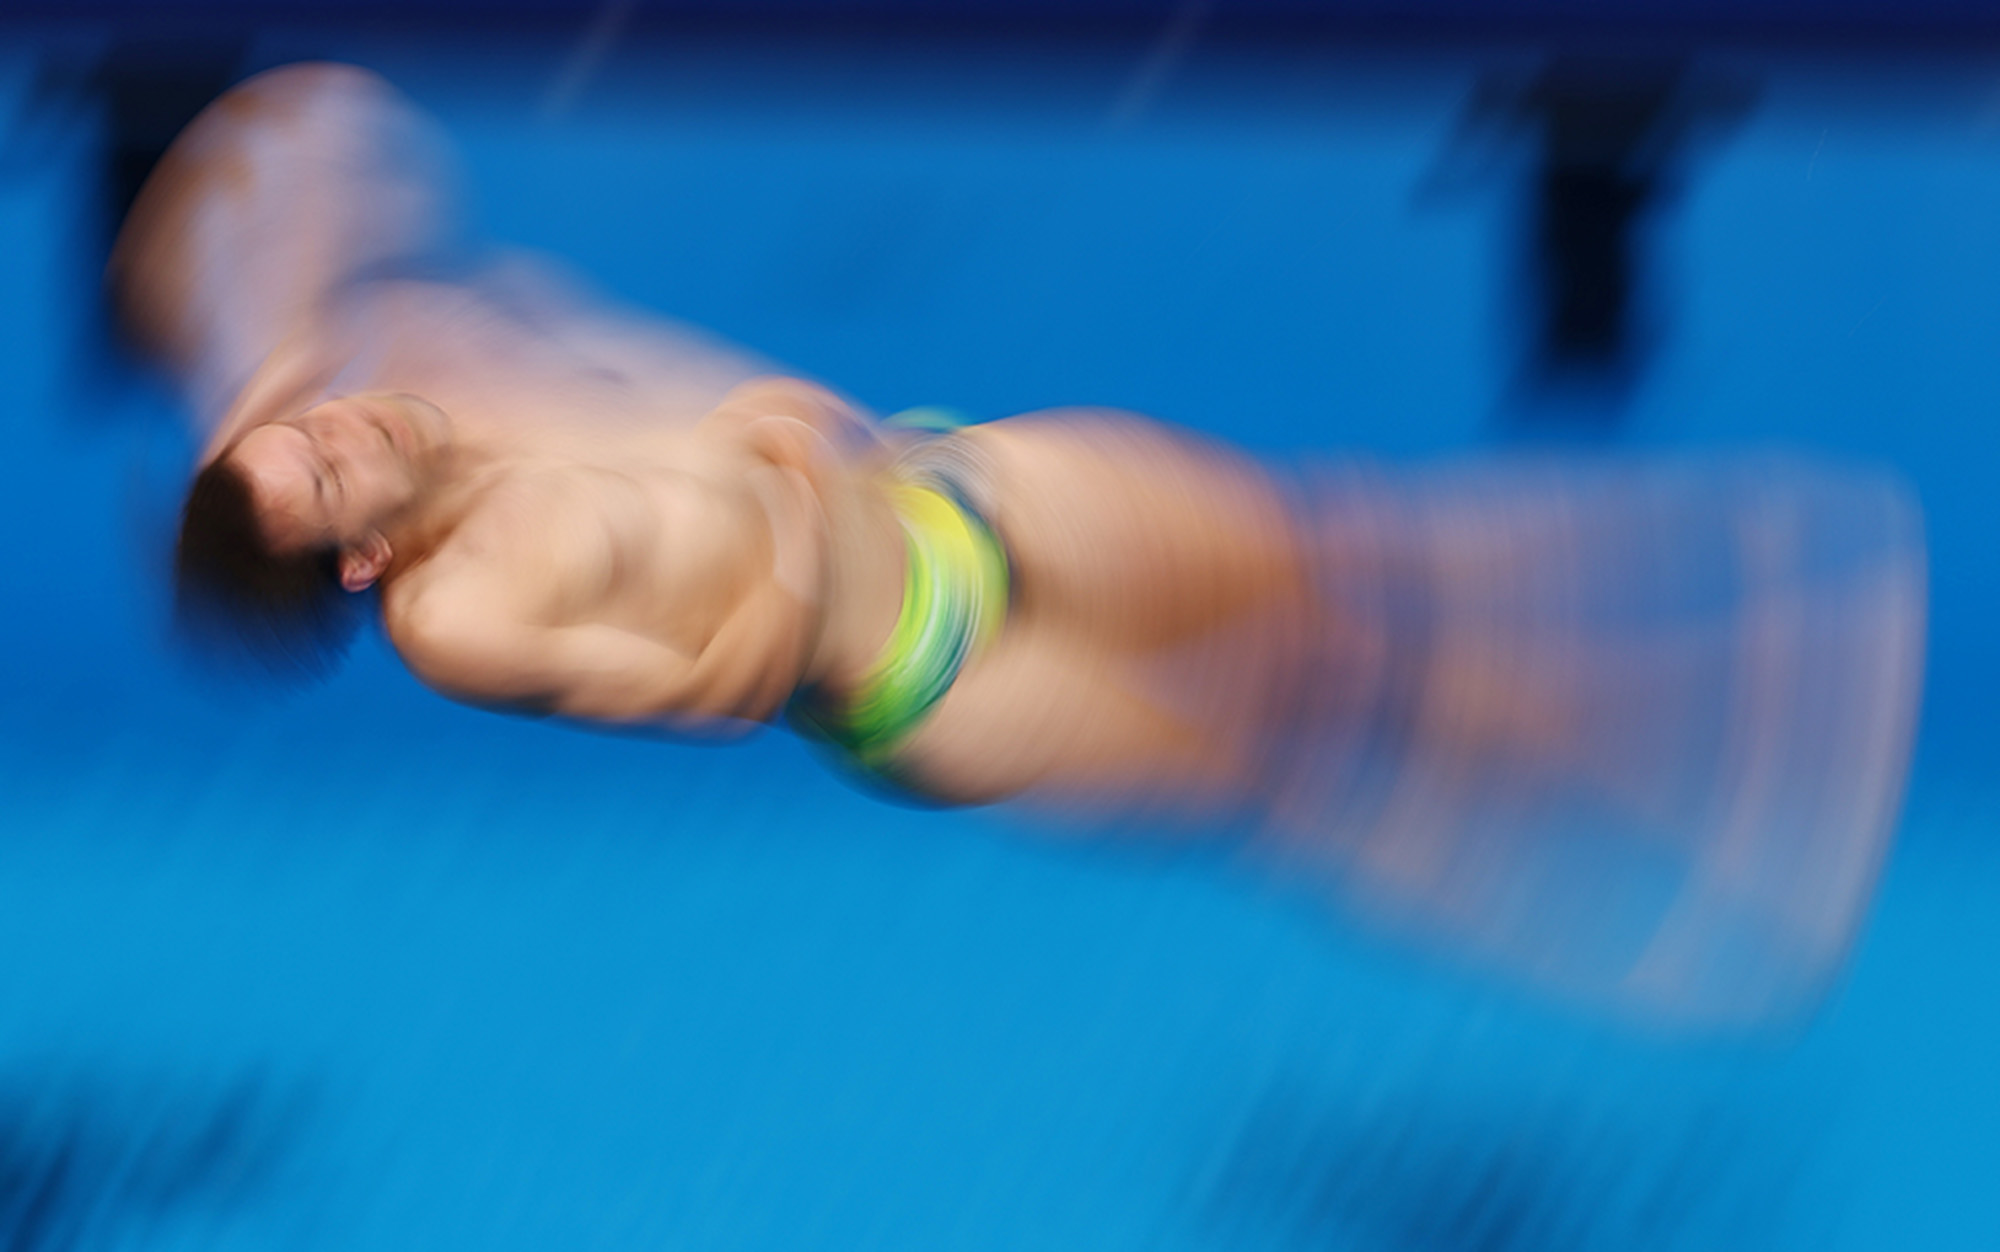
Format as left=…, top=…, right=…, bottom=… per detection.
left=454, top=465, right=774, bottom=645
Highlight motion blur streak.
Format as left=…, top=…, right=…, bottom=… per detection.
left=1275, top=455, right=1924, bottom=1025
left=116, top=62, right=1925, bottom=1031
left=3, top=15, right=1990, bottom=1251
left=1008, top=427, right=1925, bottom=1026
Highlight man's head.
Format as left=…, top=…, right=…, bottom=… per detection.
left=175, top=393, right=448, bottom=679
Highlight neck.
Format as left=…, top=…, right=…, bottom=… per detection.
left=377, top=443, right=499, bottom=581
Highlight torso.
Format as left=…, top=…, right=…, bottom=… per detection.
left=380, top=442, right=779, bottom=683
left=326, top=274, right=783, bottom=664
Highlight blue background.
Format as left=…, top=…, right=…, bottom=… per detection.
left=0, top=20, right=1994, bottom=1252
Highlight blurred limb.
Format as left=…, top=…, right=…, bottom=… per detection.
left=110, top=63, right=459, bottom=435
left=1260, top=456, right=1925, bottom=1028
left=956, top=439, right=1924, bottom=1029
left=110, top=62, right=774, bottom=459
left=894, top=410, right=1321, bottom=810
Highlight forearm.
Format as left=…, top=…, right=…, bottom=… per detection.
left=118, top=63, right=778, bottom=450
left=110, top=64, right=456, bottom=429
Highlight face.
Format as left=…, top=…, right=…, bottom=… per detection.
left=225, top=394, right=445, bottom=555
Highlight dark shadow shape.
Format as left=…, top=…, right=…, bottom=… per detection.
left=25, top=36, right=251, bottom=257
left=8, top=37, right=251, bottom=425
left=1427, top=57, right=1757, bottom=438
left=0, top=1069, right=298, bottom=1252
left=1199, top=1078, right=1811, bottom=1252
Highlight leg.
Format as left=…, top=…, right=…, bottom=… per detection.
left=1271, top=455, right=1926, bottom=1026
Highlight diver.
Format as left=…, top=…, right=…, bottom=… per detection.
left=118, top=64, right=1927, bottom=1028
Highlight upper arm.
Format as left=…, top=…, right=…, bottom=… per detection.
left=386, top=486, right=696, bottom=722
left=394, top=581, right=701, bottom=723
left=385, top=471, right=805, bottom=728
left=391, top=577, right=562, bottom=712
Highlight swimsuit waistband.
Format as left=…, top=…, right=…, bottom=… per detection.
left=788, top=420, right=1011, bottom=782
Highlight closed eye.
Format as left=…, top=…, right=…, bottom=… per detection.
left=310, top=446, right=345, bottom=503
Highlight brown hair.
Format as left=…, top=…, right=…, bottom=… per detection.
left=174, top=456, right=364, bottom=682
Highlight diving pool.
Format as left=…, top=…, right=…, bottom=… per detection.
left=0, top=26, right=1993, bottom=1251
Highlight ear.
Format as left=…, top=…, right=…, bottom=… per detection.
left=339, top=531, right=394, bottom=592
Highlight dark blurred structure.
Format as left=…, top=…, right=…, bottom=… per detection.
left=1204, top=1076, right=1818, bottom=1252
left=0, top=1069, right=292, bottom=1251
left=34, top=37, right=251, bottom=253
left=7, top=35, right=251, bottom=417
left=1431, top=58, right=1758, bottom=435
left=7, top=0, right=2000, bottom=432
left=8, top=0, right=2000, bottom=31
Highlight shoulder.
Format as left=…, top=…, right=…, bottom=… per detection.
left=379, top=550, right=529, bottom=698
left=378, top=476, right=567, bottom=687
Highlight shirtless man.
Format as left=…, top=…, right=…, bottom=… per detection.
left=119, top=64, right=1322, bottom=807
left=117, top=64, right=1925, bottom=1024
